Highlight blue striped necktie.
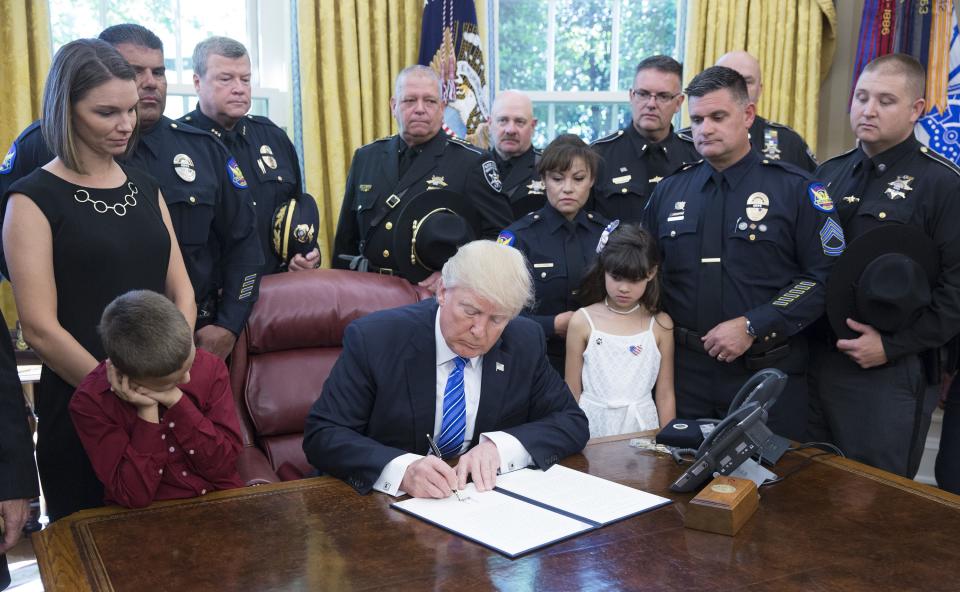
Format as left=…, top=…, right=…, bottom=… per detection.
left=436, top=356, right=468, bottom=457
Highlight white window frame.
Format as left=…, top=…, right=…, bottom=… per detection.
left=490, top=0, right=686, bottom=140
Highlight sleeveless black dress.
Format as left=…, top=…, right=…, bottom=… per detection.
left=2, top=165, right=170, bottom=520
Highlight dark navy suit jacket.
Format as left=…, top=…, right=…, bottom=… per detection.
left=303, top=299, right=589, bottom=494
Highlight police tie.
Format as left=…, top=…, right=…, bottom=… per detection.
left=564, top=220, right=585, bottom=301
left=399, top=145, right=418, bottom=179
left=841, top=158, right=874, bottom=227
left=436, top=356, right=468, bottom=457
left=697, top=172, right=726, bottom=332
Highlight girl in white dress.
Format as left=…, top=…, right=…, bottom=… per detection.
left=565, top=223, right=676, bottom=437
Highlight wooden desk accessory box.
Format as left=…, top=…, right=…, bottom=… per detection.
left=683, top=476, right=759, bottom=536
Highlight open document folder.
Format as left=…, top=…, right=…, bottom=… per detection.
left=392, top=465, right=672, bottom=558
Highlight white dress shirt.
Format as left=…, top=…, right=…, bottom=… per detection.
left=373, top=309, right=533, bottom=495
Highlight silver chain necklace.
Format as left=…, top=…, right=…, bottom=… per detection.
left=73, top=182, right=138, bottom=216
left=604, top=297, right=640, bottom=315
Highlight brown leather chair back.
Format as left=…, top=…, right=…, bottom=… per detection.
left=229, top=269, right=429, bottom=480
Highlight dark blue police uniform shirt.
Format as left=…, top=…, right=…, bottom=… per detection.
left=498, top=204, right=607, bottom=338
left=816, top=136, right=960, bottom=359
left=0, top=118, right=262, bottom=335
left=180, top=108, right=302, bottom=275
left=643, top=149, right=844, bottom=343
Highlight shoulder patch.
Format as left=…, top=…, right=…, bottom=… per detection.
left=589, top=129, right=624, bottom=146
left=0, top=141, right=17, bottom=175
left=482, top=160, right=503, bottom=191
left=496, top=230, right=516, bottom=246
left=807, top=182, right=834, bottom=212
left=226, top=157, right=248, bottom=189
left=920, top=145, right=960, bottom=178
left=448, top=135, right=482, bottom=154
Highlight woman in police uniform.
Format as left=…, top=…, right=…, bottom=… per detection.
left=497, top=134, right=607, bottom=373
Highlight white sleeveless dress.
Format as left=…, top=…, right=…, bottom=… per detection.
left=577, top=309, right=662, bottom=437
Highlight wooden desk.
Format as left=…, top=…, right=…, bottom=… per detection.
left=33, top=434, right=960, bottom=591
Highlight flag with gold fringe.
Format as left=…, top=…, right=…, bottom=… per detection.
left=418, top=0, right=489, bottom=139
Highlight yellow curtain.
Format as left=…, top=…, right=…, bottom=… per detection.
left=0, top=0, right=51, bottom=328
left=683, top=0, right=837, bottom=150
left=297, top=0, right=423, bottom=267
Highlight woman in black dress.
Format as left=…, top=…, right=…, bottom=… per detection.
left=1, top=39, right=195, bottom=520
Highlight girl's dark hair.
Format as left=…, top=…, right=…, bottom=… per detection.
left=537, top=133, right=600, bottom=179
left=578, top=223, right=662, bottom=313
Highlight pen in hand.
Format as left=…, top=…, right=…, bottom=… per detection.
left=426, top=433, right=466, bottom=501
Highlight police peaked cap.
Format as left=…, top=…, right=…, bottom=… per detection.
left=826, top=224, right=939, bottom=340
left=392, top=188, right=476, bottom=283
left=272, top=192, right=320, bottom=266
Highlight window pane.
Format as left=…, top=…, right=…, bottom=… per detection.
left=552, top=102, right=623, bottom=144
left=498, top=0, right=548, bottom=90
left=49, top=0, right=102, bottom=49
left=178, top=3, right=247, bottom=83
left=532, top=103, right=550, bottom=148
left=618, top=0, right=679, bottom=90
left=554, top=0, right=612, bottom=91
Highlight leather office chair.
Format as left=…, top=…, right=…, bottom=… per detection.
left=229, top=269, right=431, bottom=484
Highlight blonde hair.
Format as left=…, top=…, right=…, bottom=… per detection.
left=441, top=240, right=534, bottom=317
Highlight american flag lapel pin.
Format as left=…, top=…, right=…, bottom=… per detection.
left=496, top=362, right=505, bottom=372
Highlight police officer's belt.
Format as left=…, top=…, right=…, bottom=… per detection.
left=675, top=326, right=791, bottom=370
left=336, top=254, right=395, bottom=275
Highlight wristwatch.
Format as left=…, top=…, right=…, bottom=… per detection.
left=745, top=318, right=758, bottom=339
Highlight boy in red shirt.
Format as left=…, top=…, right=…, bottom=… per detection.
left=70, top=290, right=244, bottom=508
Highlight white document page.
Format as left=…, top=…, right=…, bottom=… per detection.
left=393, top=483, right=594, bottom=558
left=495, top=465, right=671, bottom=525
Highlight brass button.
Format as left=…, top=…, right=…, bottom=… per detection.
left=385, top=222, right=393, bottom=230
left=541, top=272, right=547, bottom=278
left=383, top=249, right=390, bottom=258
left=587, top=213, right=593, bottom=219
left=621, top=188, right=627, bottom=193
left=879, top=212, right=886, bottom=219
left=749, top=234, right=756, bottom=241
left=253, top=201, right=257, bottom=206
left=771, top=332, right=778, bottom=338
left=189, top=196, right=197, bottom=204
left=670, top=230, right=676, bottom=237
left=171, top=123, right=178, bottom=128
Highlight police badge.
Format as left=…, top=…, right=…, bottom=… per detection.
left=172, top=153, right=196, bottom=182
left=884, top=175, right=914, bottom=200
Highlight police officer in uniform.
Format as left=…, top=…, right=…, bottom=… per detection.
left=498, top=134, right=607, bottom=373
left=812, top=54, right=960, bottom=478
left=643, top=66, right=843, bottom=441
left=591, top=56, right=699, bottom=224
left=0, top=24, right=263, bottom=359
left=332, top=65, right=513, bottom=288
left=180, top=36, right=320, bottom=275
left=488, top=90, right=545, bottom=220
left=715, top=51, right=817, bottom=172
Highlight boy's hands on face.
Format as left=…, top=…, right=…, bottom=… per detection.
left=134, top=384, right=183, bottom=409
left=107, top=361, right=160, bottom=423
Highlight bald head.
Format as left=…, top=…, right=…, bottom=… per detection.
left=490, top=90, right=537, bottom=159
left=716, top=51, right=762, bottom=104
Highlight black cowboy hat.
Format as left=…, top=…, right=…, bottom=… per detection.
left=272, top=192, right=320, bottom=266
left=392, top=188, right=476, bottom=283
left=826, top=224, right=939, bottom=340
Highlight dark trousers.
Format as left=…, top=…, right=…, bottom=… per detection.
left=35, top=372, right=104, bottom=522
left=674, top=337, right=809, bottom=442
left=816, top=350, right=938, bottom=479
left=1, top=556, right=9, bottom=591
left=936, top=377, right=960, bottom=494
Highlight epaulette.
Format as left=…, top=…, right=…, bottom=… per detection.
left=765, top=119, right=799, bottom=133
left=360, top=135, right=394, bottom=149
left=590, top=129, right=624, bottom=146
left=447, top=135, right=482, bottom=154
left=17, top=120, right=42, bottom=141
left=584, top=210, right=607, bottom=226
left=533, top=147, right=543, bottom=156
left=513, top=210, right=542, bottom=228
left=672, top=159, right=703, bottom=175
left=677, top=127, right=694, bottom=142
left=816, top=146, right=858, bottom=168
left=919, top=145, right=960, bottom=178
left=168, top=119, right=211, bottom=137
left=244, top=113, right=282, bottom=128
left=759, top=156, right=812, bottom=178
